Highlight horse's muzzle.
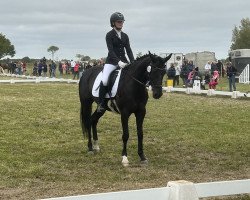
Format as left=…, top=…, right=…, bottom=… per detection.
left=152, top=86, right=163, bottom=99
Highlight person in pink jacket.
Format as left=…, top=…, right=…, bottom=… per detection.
left=209, top=70, right=219, bottom=89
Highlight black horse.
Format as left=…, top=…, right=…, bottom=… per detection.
left=79, top=52, right=172, bottom=166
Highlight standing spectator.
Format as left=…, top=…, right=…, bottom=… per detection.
left=216, top=60, right=223, bottom=77
left=51, top=61, right=57, bottom=78
left=32, top=61, right=38, bottom=76
left=188, top=60, right=194, bottom=72
left=70, top=60, right=76, bottom=74
left=43, top=62, right=48, bottom=77
left=38, top=61, right=43, bottom=76
left=73, top=61, right=80, bottom=79
left=180, top=61, right=189, bottom=87
left=174, top=63, right=181, bottom=86
left=167, top=63, right=176, bottom=86
left=78, top=62, right=84, bottom=79
left=16, top=61, right=22, bottom=75
left=58, top=62, right=63, bottom=77
left=204, top=61, right=211, bottom=74
left=226, top=62, right=237, bottom=92
left=211, top=61, right=217, bottom=75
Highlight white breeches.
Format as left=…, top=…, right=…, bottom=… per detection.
left=102, top=64, right=117, bottom=86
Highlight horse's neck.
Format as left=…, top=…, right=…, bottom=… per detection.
left=129, top=57, right=150, bottom=83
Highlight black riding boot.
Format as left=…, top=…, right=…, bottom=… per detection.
left=97, top=82, right=108, bottom=112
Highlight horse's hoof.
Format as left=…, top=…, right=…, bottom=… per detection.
left=93, top=141, right=100, bottom=152
left=93, top=146, right=100, bottom=152
left=87, top=151, right=94, bottom=155
left=140, top=159, right=148, bottom=166
left=122, top=156, right=129, bottom=167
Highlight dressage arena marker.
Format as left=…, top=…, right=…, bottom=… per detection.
left=0, top=73, right=249, bottom=98
left=41, top=179, right=250, bottom=200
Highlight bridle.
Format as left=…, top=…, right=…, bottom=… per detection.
left=128, top=62, right=165, bottom=88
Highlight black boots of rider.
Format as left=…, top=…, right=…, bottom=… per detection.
left=97, top=82, right=108, bottom=112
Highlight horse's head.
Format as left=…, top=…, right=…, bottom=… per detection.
left=148, top=52, right=172, bottom=99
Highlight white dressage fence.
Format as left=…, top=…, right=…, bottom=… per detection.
left=1, top=73, right=249, bottom=98
left=41, top=179, right=250, bottom=200
left=0, top=73, right=78, bottom=84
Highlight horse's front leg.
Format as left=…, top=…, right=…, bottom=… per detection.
left=121, top=112, right=131, bottom=166
left=135, top=108, right=148, bottom=164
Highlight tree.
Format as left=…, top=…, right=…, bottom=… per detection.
left=47, top=46, right=59, bottom=60
left=0, top=33, right=16, bottom=59
left=230, top=18, right=250, bottom=50
left=75, top=54, right=91, bottom=61
left=22, top=56, right=31, bottom=63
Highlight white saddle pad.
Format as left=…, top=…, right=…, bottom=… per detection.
left=92, top=69, right=122, bottom=98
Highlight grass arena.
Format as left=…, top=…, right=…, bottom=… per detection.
left=0, top=82, right=249, bottom=199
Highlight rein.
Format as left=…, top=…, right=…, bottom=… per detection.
left=124, top=64, right=165, bottom=88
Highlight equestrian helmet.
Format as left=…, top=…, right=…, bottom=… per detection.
left=110, top=12, right=125, bottom=27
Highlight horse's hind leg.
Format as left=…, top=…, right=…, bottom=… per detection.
left=91, top=109, right=105, bottom=151
left=80, top=99, right=94, bottom=152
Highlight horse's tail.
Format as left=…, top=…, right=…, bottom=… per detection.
left=80, top=99, right=92, bottom=138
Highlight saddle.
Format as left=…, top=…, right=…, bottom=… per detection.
left=92, top=69, right=122, bottom=113
left=92, top=69, right=122, bottom=98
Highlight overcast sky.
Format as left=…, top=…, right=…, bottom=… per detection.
left=0, top=0, right=249, bottom=60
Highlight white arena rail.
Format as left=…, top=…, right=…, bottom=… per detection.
left=41, top=179, right=250, bottom=200
left=1, top=73, right=249, bottom=98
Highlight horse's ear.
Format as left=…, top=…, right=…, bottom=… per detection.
left=148, top=51, right=156, bottom=62
left=164, top=53, right=172, bottom=62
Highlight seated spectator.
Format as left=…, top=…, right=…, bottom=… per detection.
left=209, top=70, right=219, bottom=89
left=186, top=70, right=194, bottom=87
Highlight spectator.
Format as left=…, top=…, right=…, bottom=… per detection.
left=211, top=61, right=217, bottom=75
left=204, top=61, right=211, bottom=74
left=216, top=60, right=224, bottom=77
left=38, top=61, right=43, bottom=76
left=70, top=60, right=76, bottom=74
left=43, top=62, right=48, bottom=77
left=174, top=63, right=181, bottom=86
left=59, top=62, right=63, bottom=77
left=32, top=61, right=38, bottom=76
left=209, top=70, right=219, bottom=89
left=51, top=61, right=57, bottom=78
left=73, top=62, right=80, bottom=79
left=180, top=61, right=189, bottom=87
left=226, top=62, right=237, bottom=92
left=167, top=63, right=176, bottom=86
left=186, top=69, right=195, bottom=87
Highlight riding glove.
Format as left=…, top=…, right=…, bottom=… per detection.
left=118, top=61, right=127, bottom=68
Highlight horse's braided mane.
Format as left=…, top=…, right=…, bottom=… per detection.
left=126, top=53, right=157, bottom=68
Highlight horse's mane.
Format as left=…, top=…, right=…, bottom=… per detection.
left=126, top=53, right=154, bottom=69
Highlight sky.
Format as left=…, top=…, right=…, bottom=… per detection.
left=0, top=0, right=249, bottom=60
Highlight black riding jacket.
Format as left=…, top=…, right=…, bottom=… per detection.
left=105, top=29, right=134, bottom=65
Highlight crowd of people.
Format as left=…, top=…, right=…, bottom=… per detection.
left=166, top=59, right=237, bottom=91
left=31, top=57, right=104, bottom=79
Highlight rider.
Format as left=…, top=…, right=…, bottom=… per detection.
left=97, top=12, right=135, bottom=112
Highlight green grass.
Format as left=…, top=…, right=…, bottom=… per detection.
left=0, top=84, right=249, bottom=200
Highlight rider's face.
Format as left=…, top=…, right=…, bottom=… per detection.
left=114, top=20, right=124, bottom=30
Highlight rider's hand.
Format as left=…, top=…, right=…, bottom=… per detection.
left=118, top=61, right=127, bottom=68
